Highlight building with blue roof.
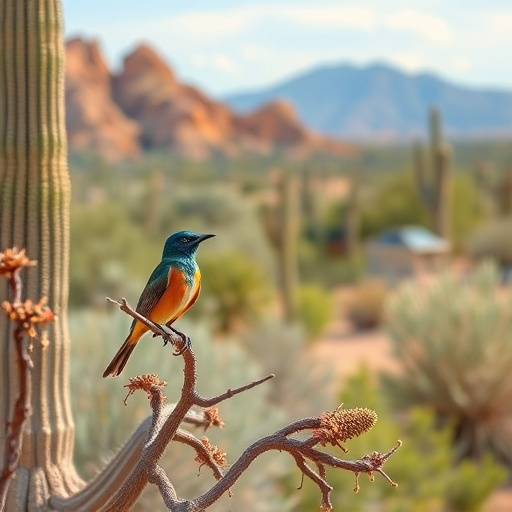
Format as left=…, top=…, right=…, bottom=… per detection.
left=367, top=226, right=450, bottom=282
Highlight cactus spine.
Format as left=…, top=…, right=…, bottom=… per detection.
left=413, top=107, right=452, bottom=239
left=264, top=172, right=300, bottom=322
left=0, top=0, right=82, bottom=508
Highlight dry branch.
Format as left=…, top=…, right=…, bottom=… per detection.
left=0, top=251, right=54, bottom=512
left=95, top=298, right=400, bottom=511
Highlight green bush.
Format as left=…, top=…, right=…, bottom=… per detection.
left=195, top=251, right=273, bottom=333
left=70, top=202, right=160, bottom=307
left=384, top=262, right=512, bottom=464
left=360, top=172, right=428, bottom=239
left=297, top=284, right=333, bottom=339
left=290, top=368, right=507, bottom=512
left=243, top=318, right=336, bottom=417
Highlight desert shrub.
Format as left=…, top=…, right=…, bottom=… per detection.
left=359, top=173, right=428, bottom=239
left=297, top=284, right=333, bottom=339
left=243, top=318, right=336, bottom=418
left=384, top=262, right=512, bottom=464
left=194, top=251, right=273, bottom=333
left=346, top=279, right=388, bottom=330
left=290, top=368, right=507, bottom=512
left=70, top=203, right=160, bottom=307
left=467, top=216, right=512, bottom=266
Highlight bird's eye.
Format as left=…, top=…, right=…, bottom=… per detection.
left=179, top=237, right=191, bottom=244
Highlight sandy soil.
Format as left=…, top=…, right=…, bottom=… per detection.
left=309, top=287, right=512, bottom=512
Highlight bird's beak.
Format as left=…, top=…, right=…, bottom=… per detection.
left=197, top=233, right=216, bottom=244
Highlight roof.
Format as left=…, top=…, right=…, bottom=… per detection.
left=373, top=226, right=450, bottom=252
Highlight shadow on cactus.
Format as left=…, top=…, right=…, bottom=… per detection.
left=383, top=262, right=512, bottom=465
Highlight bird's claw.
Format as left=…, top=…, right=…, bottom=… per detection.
left=173, top=335, right=191, bottom=356
left=161, top=325, right=191, bottom=356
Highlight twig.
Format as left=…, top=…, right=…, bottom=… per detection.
left=174, top=429, right=224, bottom=480
left=0, top=327, right=33, bottom=512
left=0, top=267, right=32, bottom=512
left=192, top=374, right=275, bottom=408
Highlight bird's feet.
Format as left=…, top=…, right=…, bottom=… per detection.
left=162, top=325, right=191, bottom=355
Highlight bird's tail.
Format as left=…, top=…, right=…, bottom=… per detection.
left=102, top=336, right=137, bottom=378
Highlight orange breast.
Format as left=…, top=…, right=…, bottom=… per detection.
left=149, top=266, right=201, bottom=325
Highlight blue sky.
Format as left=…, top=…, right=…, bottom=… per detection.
left=62, top=1, right=512, bottom=96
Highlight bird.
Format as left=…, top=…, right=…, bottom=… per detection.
left=103, top=230, right=215, bottom=377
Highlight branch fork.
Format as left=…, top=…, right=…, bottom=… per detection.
left=92, top=297, right=401, bottom=512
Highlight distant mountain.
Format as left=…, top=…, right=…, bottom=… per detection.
left=65, top=39, right=355, bottom=162
left=223, top=63, right=512, bottom=141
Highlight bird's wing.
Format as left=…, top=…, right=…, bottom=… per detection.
left=134, top=262, right=171, bottom=318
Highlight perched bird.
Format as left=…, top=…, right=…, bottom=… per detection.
left=103, top=230, right=215, bottom=377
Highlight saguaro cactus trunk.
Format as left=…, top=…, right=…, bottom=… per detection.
left=263, top=172, right=300, bottom=323
left=0, top=1, right=83, bottom=509
left=413, top=107, right=452, bottom=240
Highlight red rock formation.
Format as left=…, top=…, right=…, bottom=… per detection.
left=112, top=45, right=237, bottom=159
left=235, top=100, right=356, bottom=157
left=65, top=38, right=141, bottom=161
left=65, top=38, right=355, bottom=161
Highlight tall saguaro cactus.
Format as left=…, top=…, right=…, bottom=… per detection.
left=344, top=166, right=362, bottom=258
left=0, top=0, right=83, bottom=508
left=413, top=107, right=452, bottom=240
left=263, top=172, right=300, bottom=323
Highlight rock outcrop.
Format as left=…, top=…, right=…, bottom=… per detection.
left=65, top=38, right=141, bottom=161
left=65, top=38, right=354, bottom=161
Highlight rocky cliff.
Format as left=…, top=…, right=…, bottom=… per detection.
left=65, top=38, right=354, bottom=161
left=65, top=38, right=141, bottom=161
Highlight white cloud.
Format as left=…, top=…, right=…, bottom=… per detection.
left=211, top=54, right=237, bottom=73
left=452, top=55, right=471, bottom=73
left=276, top=6, right=377, bottom=31
left=385, top=9, right=454, bottom=43
left=191, top=53, right=237, bottom=73
left=240, top=45, right=273, bottom=62
left=480, top=11, right=512, bottom=44
left=388, top=52, right=426, bottom=72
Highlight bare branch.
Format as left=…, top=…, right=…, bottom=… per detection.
left=90, top=297, right=400, bottom=512
left=191, top=424, right=400, bottom=511
left=293, top=454, right=333, bottom=511
left=106, top=297, right=181, bottom=345
left=174, top=430, right=224, bottom=481
left=0, top=253, right=48, bottom=512
left=192, top=374, right=275, bottom=408
left=0, top=327, right=33, bottom=512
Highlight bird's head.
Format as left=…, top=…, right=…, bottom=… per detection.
left=162, top=230, right=215, bottom=258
